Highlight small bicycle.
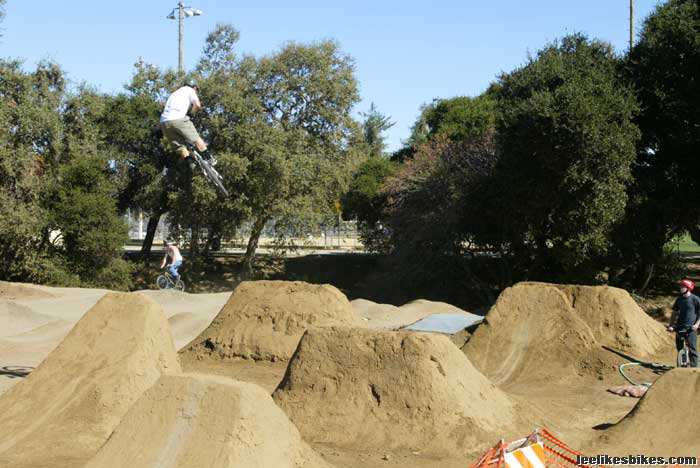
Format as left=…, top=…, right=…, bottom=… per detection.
left=156, top=270, right=185, bottom=292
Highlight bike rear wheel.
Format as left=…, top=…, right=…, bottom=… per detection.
left=677, top=348, right=690, bottom=368
left=156, top=275, right=169, bottom=290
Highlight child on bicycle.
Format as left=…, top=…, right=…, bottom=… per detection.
left=160, top=240, right=184, bottom=283
left=668, top=279, right=700, bottom=367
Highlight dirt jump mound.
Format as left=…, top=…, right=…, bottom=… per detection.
left=554, top=284, right=669, bottom=355
left=591, top=368, right=700, bottom=457
left=273, top=327, right=529, bottom=457
left=0, top=281, right=57, bottom=300
left=0, top=292, right=180, bottom=468
left=85, top=373, right=331, bottom=468
left=464, top=283, right=670, bottom=387
left=182, top=281, right=362, bottom=362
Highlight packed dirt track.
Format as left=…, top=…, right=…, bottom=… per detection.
left=0, top=280, right=690, bottom=467
left=0, top=293, right=181, bottom=468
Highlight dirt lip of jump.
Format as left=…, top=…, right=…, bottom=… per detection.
left=181, top=280, right=363, bottom=363
left=84, top=373, right=332, bottom=468
left=0, top=292, right=180, bottom=468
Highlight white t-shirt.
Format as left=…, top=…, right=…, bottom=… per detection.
left=167, top=245, right=183, bottom=263
left=160, top=86, right=200, bottom=123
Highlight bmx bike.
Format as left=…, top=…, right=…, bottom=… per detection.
left=190, top=149, right=229, bottom=197
left=676, top=329, right=694, bottom=368
left=156, top=270, right=185, bottom=293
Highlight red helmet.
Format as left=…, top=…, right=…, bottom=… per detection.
left=680, top=279, right=695, bottom=292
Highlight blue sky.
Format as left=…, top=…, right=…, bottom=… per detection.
left=2, top=1, right=659, bottom=151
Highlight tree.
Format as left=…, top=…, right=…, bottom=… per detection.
left=342, top=157, right=398, bottom=251
left=0, top=59, right=65, bottom=282
left=382, top=132, right=498, bottom=301
left=360, top=103, right=394, bottom=157
left=424, top=95, right=496, bottom=142
left=394, top=93, right=496, bottom=162
left=0, top=61, right=132, bottom=288
left=44, top=155, right=132, bottom=289
left=193, top=32, right=361, bottom=273
left=610, top=0, right=700, bottom=288
left=108, top=59, right=178, bottom=256
left=488, top=34, right=639, bottom=281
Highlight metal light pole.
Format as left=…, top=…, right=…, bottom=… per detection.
left=629, top=0, right=634, bottom=50
left=166, top=3, right=203, bottom=76
left=178, top=1, right=184, bottom=75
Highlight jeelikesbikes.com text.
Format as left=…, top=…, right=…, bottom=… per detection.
left=577, top=454, right=697, bottom=465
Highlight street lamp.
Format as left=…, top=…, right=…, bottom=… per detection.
left=166, top=1, right=203, bottom=76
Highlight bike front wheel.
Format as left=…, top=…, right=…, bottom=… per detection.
left=193, top=151, right=229, bottom=197
left=677, top=348, right=690, bottom=368
left=174, top=279, right=186, bottom=292
left=156, top=275, right=169, bottom=290
left=203, top=162, right=229, bottom=197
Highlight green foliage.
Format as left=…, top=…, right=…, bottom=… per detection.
left=0, top=60, right=63, bottom=282
left=341, top=157, right=398, bottom=251
left=382, top=133, right=499, bottom=301
left=489, top=34, right=639, bottom=281
left=397, top=94, right=496, bottom=162
left=43, top=152, right=132, bottom=289
left=360, top=103, right=394, bottom=157
left=0, top=61, right=131, bottom=289
left=192, top=31, right=362, bottom=269
left=424, top=95, right=496, bottom=142
left=609, top=0, right=700, bottom=287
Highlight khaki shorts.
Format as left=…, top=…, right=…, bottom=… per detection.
left=161, top=117, right=201, bottom=152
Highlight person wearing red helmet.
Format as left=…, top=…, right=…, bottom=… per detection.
left=668, top=279, right=700, bottom=367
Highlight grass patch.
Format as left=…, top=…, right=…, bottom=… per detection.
left=669, top=234, right=700, bottom=253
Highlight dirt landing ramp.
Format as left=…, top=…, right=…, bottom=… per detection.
left=0, top=293, right=181, bottom=468
left=590, top=369, right=700, bottom=457
left=85, top=373, right=332, bottom=468
left=554, top=284, right=669, bottom=355
left=182, top=281, right=362, bottom=362
left=273, top=327, right=530, bottom=457
left=464, top=283, right=670, bottom=387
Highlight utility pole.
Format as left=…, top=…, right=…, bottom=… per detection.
left=629, top=0, right=634, bottom=50
left=178, top=1, right=184, bottom=76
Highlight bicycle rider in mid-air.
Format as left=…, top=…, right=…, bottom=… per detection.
left=668, top=279, right=700, bottom=368
left=160, top=82, right=215, bottom=170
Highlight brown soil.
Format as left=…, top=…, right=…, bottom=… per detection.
left=84, top=373, right=330, bottom=468
left=588, top=368, right=700, bottom=457
left=181, top=281, right=363, bottom=362
left=273, top=327, right=533, bottom=459
left=0, top=293, right=180, bottom=468
left=0, top=280, right=688, bottom=468
left=463, top=283, right=672, bottom=389
left=0, top=281, right=57, bottom=300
